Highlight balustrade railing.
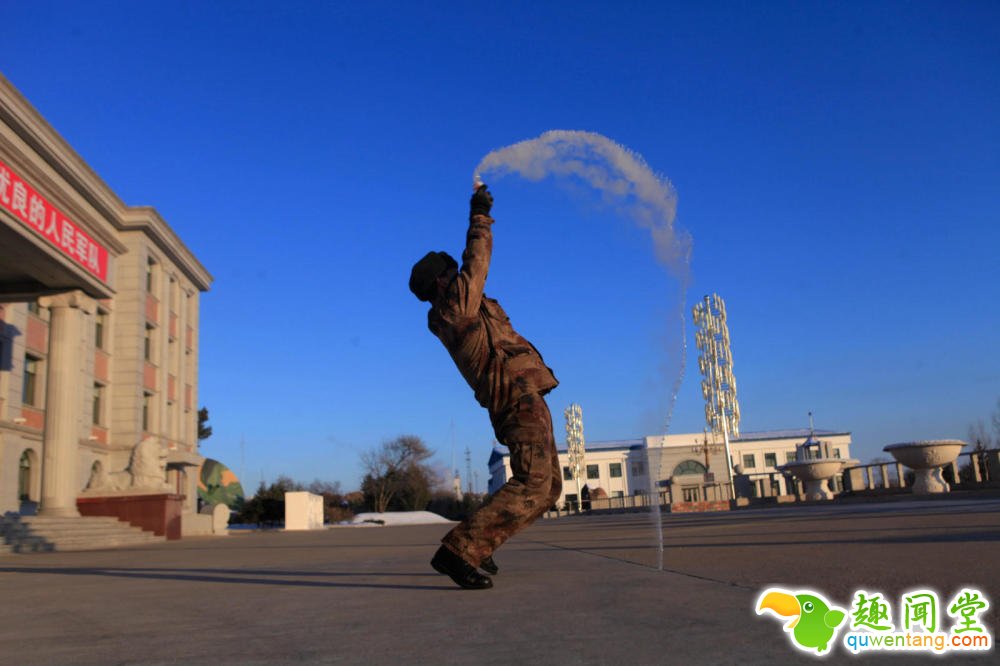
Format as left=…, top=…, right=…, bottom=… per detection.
left=541, top=449, right=1000, bottom=518
left=841, top=448, right=999, bottom=494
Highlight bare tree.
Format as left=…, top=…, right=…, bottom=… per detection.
left=397, top=462, right=440, bottom=511
left=360, top=449, right=396, bottom=513
left=307, top=479, right=342, bottom=496
left=360, top=435, right=435, bottom=513
left=992, top=397, right=1000, bottom=444
left=968, top=419, right=994, bottom=450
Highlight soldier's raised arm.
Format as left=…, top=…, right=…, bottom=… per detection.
left=452, top=184, right=494, bottom=313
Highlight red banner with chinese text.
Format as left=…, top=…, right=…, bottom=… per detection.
left=0, top=158, right=109, bottom=282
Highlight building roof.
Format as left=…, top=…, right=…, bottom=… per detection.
left=732, top=428, right=851, bottom=442
left=490, top=438, right=645, bottom=464
left=488, top=429, right=851, bottom=464
left=559, top=438, right=646, bottom=453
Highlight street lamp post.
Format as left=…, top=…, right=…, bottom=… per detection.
left=691, top=429, right=722, bottom=477
left=692, top=293, right=741, bottom=500
left=564, top=403, right=586, bottom=512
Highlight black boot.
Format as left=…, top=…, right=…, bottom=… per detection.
left=431, top=546, right=493, bottom=590
left=479, top=555, right=499, bottom=575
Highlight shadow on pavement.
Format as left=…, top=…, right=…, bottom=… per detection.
left=0, top=566, right=456, bottom=591
left=526, top=529, right=1000, bottom=550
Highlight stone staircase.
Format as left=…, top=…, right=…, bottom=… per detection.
left=0, top=514, right=165, bottom=553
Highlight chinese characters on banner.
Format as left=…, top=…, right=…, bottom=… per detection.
left=0, top=158, right=109, bottom=282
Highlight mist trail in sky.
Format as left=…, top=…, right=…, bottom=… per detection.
left=475, top=130, right=692, bottom=571
left=474, top=130, right=692, bottom=280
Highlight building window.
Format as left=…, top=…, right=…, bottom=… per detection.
left=612, top=490, right=624, bottom=498
left=586, top=464, right=599, bottom=480
left=27, top=301, right=40, bottom=315
left=786, top=451, right=797, bottom=463
left=564, top=493, right=578, bottom=509
left=95, top=311, right=107, bottom=349
left=562, top=466, right=573, bottom=481
left=764, top=452, right=778, bottom=468
left=682, top=487, right=701, bottom=502
left=146, top=258, right=156, bottom=292
left=609, top=462, right=622, bottom=478
left=142, top=393, right=152, bottom=431
left=92, top=383, right=104, bottom=425
left=833, top=448, right=842, bottom=459
left=144, top=325, right=154, bottom=361
left=742, top=454, right=756, bottom=470
left=18, top=450, right=32, bottom=500
left=631, top=461, right=645, bottom=476
left=22, top=355, right=40, bottom=406
left=673, top=460, right=706, bottom=476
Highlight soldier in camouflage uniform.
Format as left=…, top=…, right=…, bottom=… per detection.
left=409, top=184, right=561, bottom=589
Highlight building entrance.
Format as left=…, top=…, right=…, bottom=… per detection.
left=18, top=448, right=38, bottom=514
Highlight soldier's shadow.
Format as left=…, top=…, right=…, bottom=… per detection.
left=0, top=566, right=456, bottom=591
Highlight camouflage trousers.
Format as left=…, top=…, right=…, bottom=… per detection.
left=441, top=392, right=562, bottom=567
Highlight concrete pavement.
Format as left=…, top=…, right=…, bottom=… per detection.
left=1, top=497, right=997, bottom=665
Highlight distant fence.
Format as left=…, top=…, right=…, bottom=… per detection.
left=542, top=448, right=1000, bottom=518
left=741, top=472, right=802, bottom=500
left=545, top=490, right=666, bottom=518
left=841, top=448, right=1000, bottom=496
left=544, top=481, right=735, bottom=518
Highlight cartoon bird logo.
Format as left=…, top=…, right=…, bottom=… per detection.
left=756, top=588, right=847, bottom=655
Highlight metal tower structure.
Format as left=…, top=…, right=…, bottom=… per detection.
left=692, top=293, right=741, bottom=500
left=465, top=446, right=473, bottom=496
left=450, top=420, right=462, bottom=500
left=564, top=403, right=586, bottom=511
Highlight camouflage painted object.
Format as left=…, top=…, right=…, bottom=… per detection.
left=198, top=458, right=245, bottom=509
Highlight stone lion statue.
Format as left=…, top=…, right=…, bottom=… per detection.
left=86, top=436, right=170, bottom=492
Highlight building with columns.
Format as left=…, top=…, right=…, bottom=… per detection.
left=0, top=73, right=211, bottom=525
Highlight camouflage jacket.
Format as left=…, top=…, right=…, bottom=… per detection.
left=428, top=212, right=558, bottom=414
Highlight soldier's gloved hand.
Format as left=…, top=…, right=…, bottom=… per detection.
left=470, top=184, right=493, bottom=217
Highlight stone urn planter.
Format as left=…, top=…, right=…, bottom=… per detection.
left=883, top=440, right=965, bottom=494
left=778, top=459, right=848, bottom=501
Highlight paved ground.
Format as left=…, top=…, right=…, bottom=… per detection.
left=1, top=497, right=997, bottom=665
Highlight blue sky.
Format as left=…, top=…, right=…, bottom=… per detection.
left=4, top=2, right=998, bottom=491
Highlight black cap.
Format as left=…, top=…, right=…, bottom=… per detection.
left=409, top=251, right=457, bottom=301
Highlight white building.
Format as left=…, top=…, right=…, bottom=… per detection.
left=489, top=438, right=645, bottom=506
left=487, top=428, right=852, bottom=507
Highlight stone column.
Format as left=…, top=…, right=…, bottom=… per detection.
left=879, top=464, right=890, bottom=489
left=985, top=450, right=1000, bottom=482
left=38, top=290, right=96, bottom=517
